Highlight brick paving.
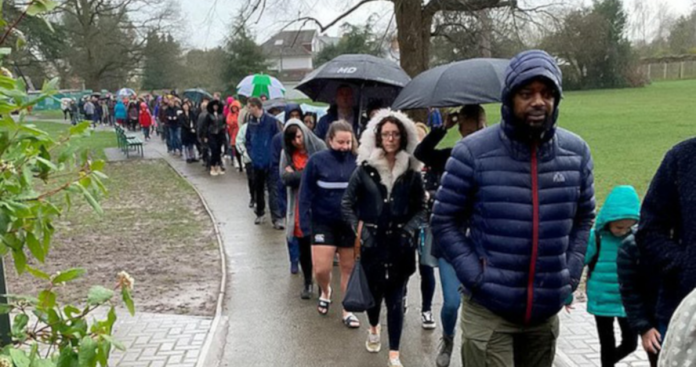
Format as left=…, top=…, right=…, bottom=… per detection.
left=107, top=311, right=212, bottom=367
left=555, top=302, right=651, bottom=367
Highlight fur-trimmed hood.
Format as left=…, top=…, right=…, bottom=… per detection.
left=357, top=109, right=422, bottom=195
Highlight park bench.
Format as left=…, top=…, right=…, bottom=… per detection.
left=114, top=125, right=143, bottom=158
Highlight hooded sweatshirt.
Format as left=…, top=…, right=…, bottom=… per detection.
left=227, top=100, right=241, bottom=143
left=223, top=96, right=234, bottom=118
left=280, top=119, right=326, bottom=239
left=114, top=101, right=127, bottom=120
left=432, top=50, right=596, bottom=325
left=585, top=185, right=640, bottom=317
left=138, top=103, right=152, bottom=128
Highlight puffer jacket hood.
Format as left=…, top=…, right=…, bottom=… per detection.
left=230, top=100, right=241, bottom=112
left=281, top=118, right=326, bottom=158
left=595, top=185, right=640, bottom=232
left=501, top=50, right=563, bottom=143
left=207, top=99, right=223, bottom=114
left=284, top=103, right=303, bottom=123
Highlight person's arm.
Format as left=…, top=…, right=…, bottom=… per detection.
left=618, top=235, right=655, bottom=335
left=584, top=230, right=597, bottom=266
left=431, top=142, right=481, bottom=290
left=566, top=144, right=596, bottom=291
left=636, top=150, right=683, bottom=276
left=245, top=123, right=253, bottom=157
left=341, top=168, right=362, bottom=233
left=414, top=127, right=451, bottom=170
left=315, top=116, right=328, bottom=140
left=402, top=172, right=426, bottom=237
left=280, top=153, right=302, bottom=188
left=298, top=157, right=317, bottom=236
left=236, top=124, right=247, bottom=155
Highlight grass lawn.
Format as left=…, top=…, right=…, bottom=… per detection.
left=440, top=80, right=696, bottom=205
left=28, top=120, right=118, bottom=160
left=6, top=120, right=220, bottom=316
left=31, top=109, right=66, bottom=120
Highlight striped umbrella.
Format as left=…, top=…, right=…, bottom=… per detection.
left=236, top=74, right=285, bottom=99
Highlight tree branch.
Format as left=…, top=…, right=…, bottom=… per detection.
left=424, top=0, right=517, bottom=17
left=279, top=0, right=380, bottom=33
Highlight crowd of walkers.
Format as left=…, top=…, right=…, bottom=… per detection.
left=106, top=49, right=695, bottom=367
left=231, top=49, right=696, bottom=367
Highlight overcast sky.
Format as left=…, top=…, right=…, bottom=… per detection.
left=178, top=0, right=693, bottom=50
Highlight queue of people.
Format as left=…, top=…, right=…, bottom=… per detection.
left=107, top=48, right=696, bottom=367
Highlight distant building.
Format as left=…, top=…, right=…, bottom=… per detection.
left=261, top=29, right=339, bottom=99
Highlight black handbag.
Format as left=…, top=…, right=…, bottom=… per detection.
left=342, top=222, right=375, bottom=312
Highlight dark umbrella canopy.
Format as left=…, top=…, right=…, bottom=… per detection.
left=296, top=54, right=411, bottom=105
left=183, top=88, right=213, bottom=106
left=391, top=58, right=509, bottom=110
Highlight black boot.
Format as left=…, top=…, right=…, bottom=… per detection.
left=300, top=283, right=313, bottom=300
left=436, top=335, right=454, bottom=367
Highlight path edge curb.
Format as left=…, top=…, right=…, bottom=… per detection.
left=161, top=158, right=228, bottom=367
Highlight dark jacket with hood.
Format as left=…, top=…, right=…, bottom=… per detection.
left=204, top=100, right=227, bottom=136
left=636, top=137, right=696, bottom=325
left=431, top=50, right=596, bottom=325
left=245, top=110, right=280, bottom=169
left=341, top=109, right=427, bottom=283
left=280, top=119, right=326, bottom=239
left=179, top=108, right=198, bottom=146
left=315, top=105, right=361, bottom=141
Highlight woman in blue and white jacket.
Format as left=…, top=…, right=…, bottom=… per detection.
left=298, top=120, right=360, bottom=328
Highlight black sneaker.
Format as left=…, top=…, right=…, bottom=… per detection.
left=436, top=335, right=454, bottom=367
left=248, top=199, right=255, bottom=208
left=300, top=284, right=313, bottom=300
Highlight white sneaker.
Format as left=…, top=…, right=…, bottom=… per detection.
left=210, top=169, right=218, bottom=176
left=388, top=357, right=404, bottom=367
left=421, top=311, right=436, bottom=330
left=366, top=329, right=381, bottom=353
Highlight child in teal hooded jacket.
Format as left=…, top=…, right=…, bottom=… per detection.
left=585, top=185, right=641, bottom=366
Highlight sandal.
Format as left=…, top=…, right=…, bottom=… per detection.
left=343, top=313, right=361, bottom=328
left=317, top=288, right=332, bottom=315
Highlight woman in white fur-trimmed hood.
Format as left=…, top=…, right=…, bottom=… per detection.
left=341, top=109, right=426, bottom=367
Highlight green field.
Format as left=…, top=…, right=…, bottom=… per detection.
left=30, top=120, right=117, bottom=160
left=440, top=80, right=696, bottom=205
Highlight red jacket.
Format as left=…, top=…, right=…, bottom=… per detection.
left=139, top=103, right=152, bottom=128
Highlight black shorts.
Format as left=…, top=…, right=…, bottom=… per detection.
left=311, top=222, right=355, bottom=248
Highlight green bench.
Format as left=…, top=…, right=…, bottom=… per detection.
left=114, top=126, right=143, bottom=158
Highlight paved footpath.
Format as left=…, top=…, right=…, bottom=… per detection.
left=105, top=133, right=653, bottom=367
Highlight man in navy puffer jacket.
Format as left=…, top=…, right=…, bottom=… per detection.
left=431, top=50, right=596, bottom=366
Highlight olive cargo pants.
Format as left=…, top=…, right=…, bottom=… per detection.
left=460, top=296, right=559, bottom=367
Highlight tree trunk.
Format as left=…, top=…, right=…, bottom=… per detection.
left=394, top=0, right=432, bottom=78
left=478, top=9, right=493, bottom=58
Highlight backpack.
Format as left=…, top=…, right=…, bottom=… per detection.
left=587, top=229, right=602, bottom=278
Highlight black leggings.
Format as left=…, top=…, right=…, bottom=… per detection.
left=297, top=236, right=312, bottom=286
left=595, top=316, right=638, bottom=366
left=208, top=133, right=225, bottom=167
left=245, top=163, right=254, bottom=202
left=367, top=278, right=407, bottom=351
left=419, top=263, right=435, bottom=312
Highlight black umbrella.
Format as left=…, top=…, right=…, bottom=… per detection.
left=183, top=88, right=213, bottom=106
left=391, top=58, right=509, bottom=110
left=296, top=54, right=411, bottom=109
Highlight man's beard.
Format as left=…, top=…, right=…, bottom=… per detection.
left=513, top=113, right=554, bottom=142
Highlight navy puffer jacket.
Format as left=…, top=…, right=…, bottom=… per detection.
left=431, top=50, right=596, bottom=325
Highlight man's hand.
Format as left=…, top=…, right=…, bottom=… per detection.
left=285, top=166, right=294, bottom=173
left=641, top=328, right=662, bottom=354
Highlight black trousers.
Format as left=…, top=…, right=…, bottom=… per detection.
left=595, top=316, right=638, bottom=367
left=252, top=168, right=270, bottom=217
left=297, top=236, right=312, bottom=286
left=245, top=163, right=254, bottom=202
left=208, top=133, right=225, bottom=167
left=367, top=277, right=407, bottom=351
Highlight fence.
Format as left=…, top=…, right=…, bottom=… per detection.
left=640, top=60, right=696, bottom=82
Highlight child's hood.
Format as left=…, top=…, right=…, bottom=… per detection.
left=595, top=185, right=640, bottom=231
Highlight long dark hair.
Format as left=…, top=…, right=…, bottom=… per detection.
left=375, top=116, right=408, bottom=152
left=284, top=124, right=302, bottom=154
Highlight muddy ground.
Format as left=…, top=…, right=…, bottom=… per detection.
left=6, top=159, right=220, bottom=316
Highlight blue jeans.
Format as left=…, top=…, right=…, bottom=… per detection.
left=142, top=126, right=150, bottom=140
left=439, top=257, right=462, bottom=337
left=168, top=126, right=181, bottom=152
left=287, top=237, right=299, bottom=264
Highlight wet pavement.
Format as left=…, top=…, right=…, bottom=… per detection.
left=109, top=128, right=652, bottom=367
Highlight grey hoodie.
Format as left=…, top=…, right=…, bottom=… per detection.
left=280, top=119, right=326, bottom=239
